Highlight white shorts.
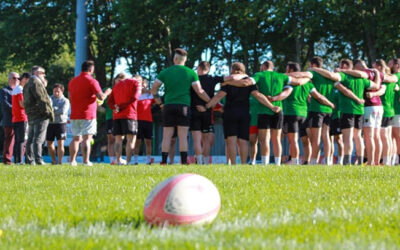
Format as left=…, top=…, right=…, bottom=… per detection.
left=71, top=119, right=97, bottom=136
left=363, top=106, right=383, bottom=128
left=393, top=115, right=400, bottom=128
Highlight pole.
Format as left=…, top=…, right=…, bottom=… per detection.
left=75, top=0, right=88, bottom=76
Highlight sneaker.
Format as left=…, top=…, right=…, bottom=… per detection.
left=36, top=161, right=48, bottom=165
left=83, top=161, right=93, bottom=166
left=70, top=161, right=78, bottom=166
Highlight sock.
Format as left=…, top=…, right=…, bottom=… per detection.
left=180, top=152, right=188, bottom=164
left=292, top=158, right=299, bottom=165
left=338, top=156, right=343, bottom=165
left=134, top=155, right=138, bottom=164
left=383, top=157, right=391, bottom=166
left=146, top=155, right=151, bottom=164
left=391, top=155, right=397, bottom=166
left=357, top=156, right=364, bottom=165
left=321, top=158, right=326, bottom=164
left=302, top=161, right=308, bottom=165
left=161, top=152, right=168, bottom=164
left=250, top=158, right=256, bottom=165
left=195, top=155, right=203, bottom=165
left=274, top=157, right=281, bottom=166
left=202, top=155, right=208, bottom=165
left=261, top=156, right=269, bottom=165
left=110, top=156, right=115, bottom=163
left=310, top=158, right=318, bottom=165
left=343, top=155, right=351, bottom=165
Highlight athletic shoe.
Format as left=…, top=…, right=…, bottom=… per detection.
left=70, top=161, right=78, bottom=166
left=83, top=161, right=93, bottom=166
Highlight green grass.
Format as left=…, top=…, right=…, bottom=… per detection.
left=0, top=164, right=399, bottom=249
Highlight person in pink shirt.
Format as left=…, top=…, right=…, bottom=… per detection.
left=68, top=60, right=111, bottom=166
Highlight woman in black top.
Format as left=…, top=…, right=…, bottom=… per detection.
left=206, top=62, right=280, bottom=165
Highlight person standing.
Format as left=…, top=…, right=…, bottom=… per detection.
left=107, top=78, right=141, bottom=165
left=150, top=48, right=211, bottom=165
left=0, top=72, right=19, bottom=164
left=46, top=84, right=70, bottom=164
left=23, top=66, right=54, bottom=165
left=389, top=59, right=400, bottom=164
left=12, top=72, right=30, bottom=164
left=68, top=60, right=111, bottom=166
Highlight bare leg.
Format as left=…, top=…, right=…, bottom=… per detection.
left=126, top=134, right=136, bottom=164
left=310, top=127, right=322, bottom=163
left=249, top=133, right=258, bottom=164
left=226, top=136, right=237, bottom=165
left=238, top=138, right=248, bottom=164
left=69, top=136, right=81, bottom=164
left=114, top=135, right=124, bottom=164
left=363, top=127, right=375, bottom=165
left=258, top=129, right=270, bottom=164
left=47, top=141, right=56, bottom=164
left=271, top=129, right=282, bottom=165
left=321, top=124, right=331, bottom=164
left=57, top=140, right=65, bottom=164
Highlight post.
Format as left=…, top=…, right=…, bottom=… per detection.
left=75, top=0, right=88, bottom=76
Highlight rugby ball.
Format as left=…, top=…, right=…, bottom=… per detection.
left=143, top=174, right=221, bottom=226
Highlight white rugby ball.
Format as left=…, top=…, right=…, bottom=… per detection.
left=143, top=174, right=221, bottom=226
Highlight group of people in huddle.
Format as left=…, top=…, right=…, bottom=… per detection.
left=1, top=48, right=399, bottom=166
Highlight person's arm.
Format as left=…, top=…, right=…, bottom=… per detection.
left=106, top=92, right=118, bottom=113
left=286, top=71, right=313, bottom=79
left=383, top=74, right=398, bottom=83
left=251, top=90, right=281, bottom=113
left=310, top=90, right=335, bottom=109
left=206, top=91, right=226, bottom=109
left=95, top=88, right=112, bottom=101
left=366, top=85, right=386, bottom=98
left=289, top=78, right=312, bottom=86
left=221, top=77, right=254, bottom=87
left=268, top=87, right=293, bottom=101
left=192, top=82, right=210, bottom=102
left=310, top=68, right=341, bottom=82
left=367, top=69, right=381, bottom=90
left=334, top=82, right=365, bottom=104
left=335, top=68, right=368, bottom=79
left=150, top=79, right=163, bottom=105
left=1, top=89, right=13, bottom=109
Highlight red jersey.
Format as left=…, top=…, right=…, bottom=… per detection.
left=137, top=93, right=155, bottom=122
left=68, top=72, right=102, bottom=120
left=107, top=78, right=140, bottom=120
left=364, top=69, right=384, bottom=107
left=12, top=85, right=27, bottom=123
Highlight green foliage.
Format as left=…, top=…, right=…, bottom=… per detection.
left=0, top=164, right=399, bottom=248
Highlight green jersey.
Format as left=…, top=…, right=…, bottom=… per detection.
left=249, top=95, right=259, bottom=126
left=283, top=82, right=315, bottom=117
left=381, top=81, right=397, bottom=117
left=156, top=65, right=199, bottom=106
left=331, top=89, right=341, bottom=120
left=103, top=87, right=113, bottom=120
left=338, top=73, right=371, bottom=115
left=309, top=71, right=335, bottom=114
left=251, top=71, right=291, bottom=115
left=393, top=72, right=400, bottom=115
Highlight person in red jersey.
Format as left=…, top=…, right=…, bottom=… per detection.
left=68, top=60, right=112, bottom=166
left=133, top=76, right=155, bottom=165
left=107, top=77, right=141, bottom=165
left=12, top=72, right=30, bottom=164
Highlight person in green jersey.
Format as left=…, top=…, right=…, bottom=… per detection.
left=374, top=59, right=399, bottom=165
left=389, top=58, right=400, bottom=164
left=270, top=62, right=335, bottom=165
left=151, top=48, right=211, bottom=164
left=249, top=95, right=259, bottom=165
left=329, top=89, right=344, bottom=165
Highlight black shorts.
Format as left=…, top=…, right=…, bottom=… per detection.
left=106, top=119, right=113, bottom=134
left=137, top=120, right=153, bottom=139
left=190, top=109, right=212, bottom=133
left=381, top=117, right=394, bottom=128
left=340, top=114, right=363, bottom=129
left=223, top=110, right=250, bottom=140
left=163, top=104, right=190, bottom=127
left=299, top=117, right=311, bottom=138
left=309, top=112, right=331, bottom=128
left=330, top=118, right=342, bottom=136
left=284, top=115, right=306, bottom=133
left=258, top=112, right=284, bottom=130
left=113, top=119, right=138, bottom=135
left=46, top=123, right=67, bottom=141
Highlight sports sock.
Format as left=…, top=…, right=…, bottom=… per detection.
left=338, top=156, right=343, bottom=165
left=327, top=156, right=333, bottom=166
left=161, top=152, right=168, bottom=164
left=261, top=156, right=269, bottom=165
left=310, top=158, right=318, bottom=165
left=202, top=155, right=208, bottom=165
left=292, top=158, right=299, bottom=165
left=195, top=155, right=203, bottom=165
left=134, top=155, right=138, bottom=164
left=343, top=155, right=351, bottom=165
left=146, top=155, right=151, bottom=164
left=250, top=158, right=256, bottom=165
left=110, top=156, right=115, bottom=164
left=357, top=156, right=364, bottom=165
left=274, top=157, right=281, bottom=166
left=180, top=152, right=188, bottom=164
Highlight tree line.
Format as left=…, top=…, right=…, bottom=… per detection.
left=0, top=0, right=399, bottom=88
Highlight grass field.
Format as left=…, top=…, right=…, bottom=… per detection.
left=0, top=164, right=399, bottom=249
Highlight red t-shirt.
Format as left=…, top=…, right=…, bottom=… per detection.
left=137, top=93, right=155, bottom=122
left=364, top=69, right=384, bottom=107
left=11, top=85, right=27, bottom=123
left=107, top=79, right=140, bottom=120
left=68, top=72, right=102, bottom=120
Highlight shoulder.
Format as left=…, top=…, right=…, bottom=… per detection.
left=12, top=86, right=23, bottom=95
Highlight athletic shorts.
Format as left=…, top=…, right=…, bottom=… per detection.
left=46, top=123, right=67, bottom=141
left=340, top=114, right=363, bottom=129
left=137, top=120, right=153, bottom=139
left=393, top=115, right=400, bottom=128
left=381, top=117, right=394, bottom=128
left=249, top=125, right=258, bottom=134
left=113, top=119, right=138, bottom=135
left=223, top=110, right=250, bottom=140
left=163, top=104, right=190, bottom=127
left=106, top=119, right=113, bottom=134
left=330, top=118, right=341, bottom=136
left=283, top=115, right=306, bottom=133
left=363, top=106, right=383, bottom=128
left=309, top=112, right=331, bottom=128
left=299, top=117, right=310, bottom=138
left=257, top=112, right=284, bottom=130
left=190, top=109, right=212, bottom=133
left=71, top=119, right=97, bottom=136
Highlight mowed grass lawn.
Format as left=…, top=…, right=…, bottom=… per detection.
left=0, top=164, right=399, bottom=249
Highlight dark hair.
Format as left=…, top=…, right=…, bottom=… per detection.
left=310, top=57, right=323, bottom=67
left=198, top=61, right=210, bottom=72
left=231, top=62, right=246, bottom=74
left=174, top=48, right=187, bottom=57
left=287, top=61, right=301, bottom=72
left=21, top=72, right=31, bottom=79
left=53, top=83, right=65, bottom=92
left=392, top=58, right=400, bottom=66
left=262, top=61, right=274, bottom=70
left=340, top=59, right=353, bottom=69
left=31, top=65, right=45, bottom=74
left=81, top=60, right=95, bottom=72
left=353, top=59, right=365, bottom=68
